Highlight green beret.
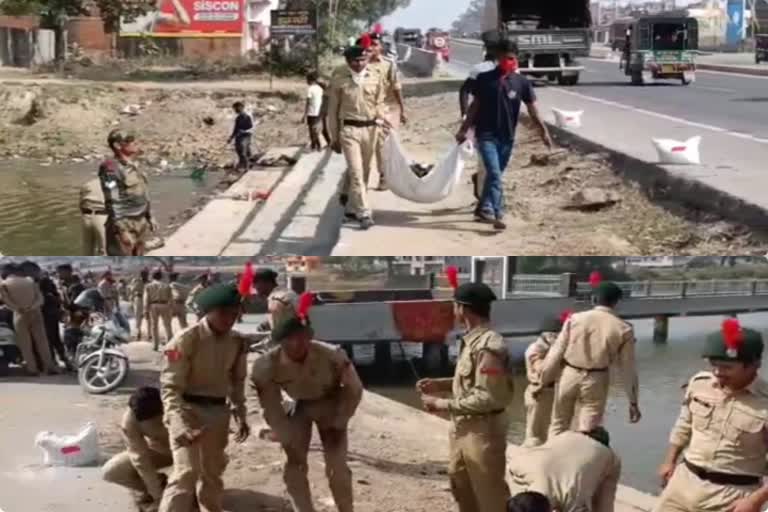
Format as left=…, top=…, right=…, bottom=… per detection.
left=595, top=282, right=623, bottom=303
left=703, top=326, right=764, bottom=363
left=344, top=45, right=365, bottom=60
left=195, top=283, right=241, bottom=314
left=539, top=315, right=564, bottom=334
left=254, top=268, right=278, bottom=282
left=454, top=282, right=497, bottom=306
left=271, top=313, right=310, bottom=343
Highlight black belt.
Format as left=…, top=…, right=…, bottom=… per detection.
left=81, top=208, right=108, bottom=215
left=183, top=394, right=227, bottom=406
left=684, top=460, right=761, bottom=486
left=565, top=360, right=608, bottom=373
left=343, top=119, right=377, bottom=127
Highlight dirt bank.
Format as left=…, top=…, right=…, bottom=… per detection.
left=391, top=86, right=767, bottom=255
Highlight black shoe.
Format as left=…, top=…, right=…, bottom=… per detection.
left=339, top=194, right=348, bottom=207
left=359, top=217, right=374, bottom=230
left=474, top=209, right=495, bottom=223
left=493, top=218, right=507, bottom=230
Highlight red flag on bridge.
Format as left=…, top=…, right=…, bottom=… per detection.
left=589, top=271, right=603, bottom=289
left=238, top=262, right=254, bottom=298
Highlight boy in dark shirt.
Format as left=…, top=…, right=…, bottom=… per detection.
left=228, top=101, right=254, bottom=171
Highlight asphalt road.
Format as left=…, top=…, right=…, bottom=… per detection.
left=451, top=40, right=768, bottom=141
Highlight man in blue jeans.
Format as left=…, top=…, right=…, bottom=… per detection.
left=456, top=38, right=553, bottom=230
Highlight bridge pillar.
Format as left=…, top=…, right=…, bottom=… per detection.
left=374, top=342, right=392, bottom=370
left=653, top=316, right=669, bottom=343
left=423, top=342, right=448, bottom=375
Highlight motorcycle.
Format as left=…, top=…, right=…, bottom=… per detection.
left=76, top=310, right=131, bottom=394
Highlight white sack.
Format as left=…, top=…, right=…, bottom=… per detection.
left=35, top=422, right=101, bottom=467
left=652, top=136, right=702, bottom=165
left=552, top=108, right=584, bottom=129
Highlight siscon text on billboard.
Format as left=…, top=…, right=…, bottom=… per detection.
left=121, top=0, right=243, bottom=37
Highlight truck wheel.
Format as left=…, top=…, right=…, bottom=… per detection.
left=557, top=74, right=580, bottom=86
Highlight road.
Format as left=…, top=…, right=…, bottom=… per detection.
left=446, top=40, right=768, bottom=220
left=451, top=40, right=768, bottom=142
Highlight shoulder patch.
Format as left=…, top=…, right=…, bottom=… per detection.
left=164, top=348, right=182, bottom=363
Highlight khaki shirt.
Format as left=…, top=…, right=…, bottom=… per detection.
left=143, top=279, right=172, bottom=306
left=509, top=431, right=622, bottom=512
left=185, top=283, right=208, bottom=309
left=119, top=409, right=171, bottom=500
left=670, top=371, right=768, bottom=476
left=327, top=64, right=386, bottom=142
left=525, top=332, right=557, bottom=393
left=169, top=282, right=189, bottom=303
left=129, top=277, right=145, bottom=300
left=542, top=306, right=639, bottom=405
left=79, top=177, right=105, bottom=212
left=267, top=286, right=298, bottom=328
left=0, top=275, right=43, bottom=313
left=250, top=340, right=363, bottom=433
left=160, top=318, right=249, bottom=434
left=369, top=56, right=402, bottom=105
left=450, top=326, right=514, bottom=416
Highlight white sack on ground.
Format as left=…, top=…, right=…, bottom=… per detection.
left=35, top=422, right=101, bottom=467
left=652, top=136, right=702, bottom=165
left=381, top=134, right=471, bottom=204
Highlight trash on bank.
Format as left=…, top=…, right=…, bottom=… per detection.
left=652, top=136, right=702, bottom=165
left=552, top=108, right=584, bottom=129
left=35, top=422, right=101, bottom=467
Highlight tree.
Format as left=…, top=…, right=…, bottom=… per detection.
left=0, top=0, right=88, bottom=60
left=92, top=0, right=154, bottom=39
left=451, top=0, right=485, bottom=35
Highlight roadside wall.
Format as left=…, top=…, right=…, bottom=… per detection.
left=117, top=36, right=242, bottom=59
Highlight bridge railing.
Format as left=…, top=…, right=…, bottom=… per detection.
left=510, top=275, right=768, bottom=298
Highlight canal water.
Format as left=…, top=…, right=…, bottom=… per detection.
left=0, top=160, right=218, bottom=255
left=358, top=312, right=768, bottom=496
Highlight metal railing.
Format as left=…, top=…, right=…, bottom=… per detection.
left=510, top=274, right=768, bottom=298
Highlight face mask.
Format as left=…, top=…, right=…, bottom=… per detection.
left=498, top=56, right=518, bottom=75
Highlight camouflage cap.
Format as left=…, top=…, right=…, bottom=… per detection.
left=195, top=283, right=241, bottom=314
left=454, top=282, right=497, bottom=306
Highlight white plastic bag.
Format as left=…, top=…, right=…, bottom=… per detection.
left=552, top=108, right=584, bottom=129
left=35, top=422, right=101, bottom=467
left=652, top=136, right=702, bottom=165
left=381, top=134, right=471, bottom=204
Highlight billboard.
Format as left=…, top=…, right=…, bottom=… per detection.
left=121, top=0, right=243, bottom=37
left=726, top=0, right=745, bottom=45
left=270, top=9, right=317, bottom=36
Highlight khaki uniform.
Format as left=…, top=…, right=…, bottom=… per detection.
left=251, top=340, right=364, bottom=512
left=130, top=278, right=147, bottom=336
left=328, top=64, right=386, bottom=219
left=448, top=326, right=515, bottom=512
left=369, top=57, right=402, bottom=188
left=0, top=276, right=56, bottom=374
left=508, top=431, right=622, bottom=512
left=523, top=332, right=558, bottom=447
left=654, top=372, right=768, bottom=512
left=98, top=278, right=118, bottom=315
left=99, top=158, right=152, bottom=256
left=185, top=283, right=208, bottom=319
left=103, top=409, right=173, bottom=502
left=158, top=319, right=249, bottom=512
left=143, top=279, right=173, bottom=349
left=169, top=282, right=189, bottom=330
left=79, top=177, right=107, bottom=256
left=541, top=306, right=638, bottom=436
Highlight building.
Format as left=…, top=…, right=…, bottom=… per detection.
left=245, top=0, right=280, bottom=53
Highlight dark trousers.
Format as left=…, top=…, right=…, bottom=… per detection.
left=43, top=310, right=68, bottom=365
left=307, top=116, right=324, bottom=150
left=234, top=135, right=252, bottom=170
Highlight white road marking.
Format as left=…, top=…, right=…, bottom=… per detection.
left=691, top=85, right=737, bottom=93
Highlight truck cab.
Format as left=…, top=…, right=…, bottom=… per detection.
left=425, top=29, right=451, bottom=62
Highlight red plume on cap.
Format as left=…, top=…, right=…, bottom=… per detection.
left=445, top=266, right=459, bottom=290
left=360, top=33, right=372, bottom=49
left=238, top=262, right=254, bottom=298
left=297, top=292, right=314, bottom=323
left=722, top=318, right=744, bottom=356
left=589, top=271, right=603, bottom=288
left=373, top=22, right=383, bottom=34
left=560, top=309, right=574, bottom=324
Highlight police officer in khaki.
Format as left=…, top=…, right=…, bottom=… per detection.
left=654, top=319, right=768, bottom=512
left=253, top=268, right=298, bottom=331
left=251, top=311, right=364, bottom=512
left=130, top=268, right=150, bottom=340
left=541, top=282, right=641, bottom=437
left=417, top=282, right=515, bottom=512
left=186, top=273, right=210, bottom=321
left=328, top=44, right=387, bottom=230
left=103, top=387, right=173, bottom=512
left=168, top=272, right=189, bottom=330
left=508, top=427, right=622, bottom=512
left=143, top=269, right=173, bottom=351
left=523, top=313, right=568, bottom=447
left=158, top=283, right=250, bottom=512
left=0, top=263, right=58, bottom=375
left=79, top=176, right=108, bottom=255
left=98, top=271, right=118, bottom=316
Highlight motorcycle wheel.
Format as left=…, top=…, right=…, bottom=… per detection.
left=78, top=354, right=129, bottom=394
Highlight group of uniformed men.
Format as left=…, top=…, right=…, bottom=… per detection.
left=99, top=273, right=768, bottom=512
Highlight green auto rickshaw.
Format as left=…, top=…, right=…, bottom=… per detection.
left=620, top=16, right=698, bottom=86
